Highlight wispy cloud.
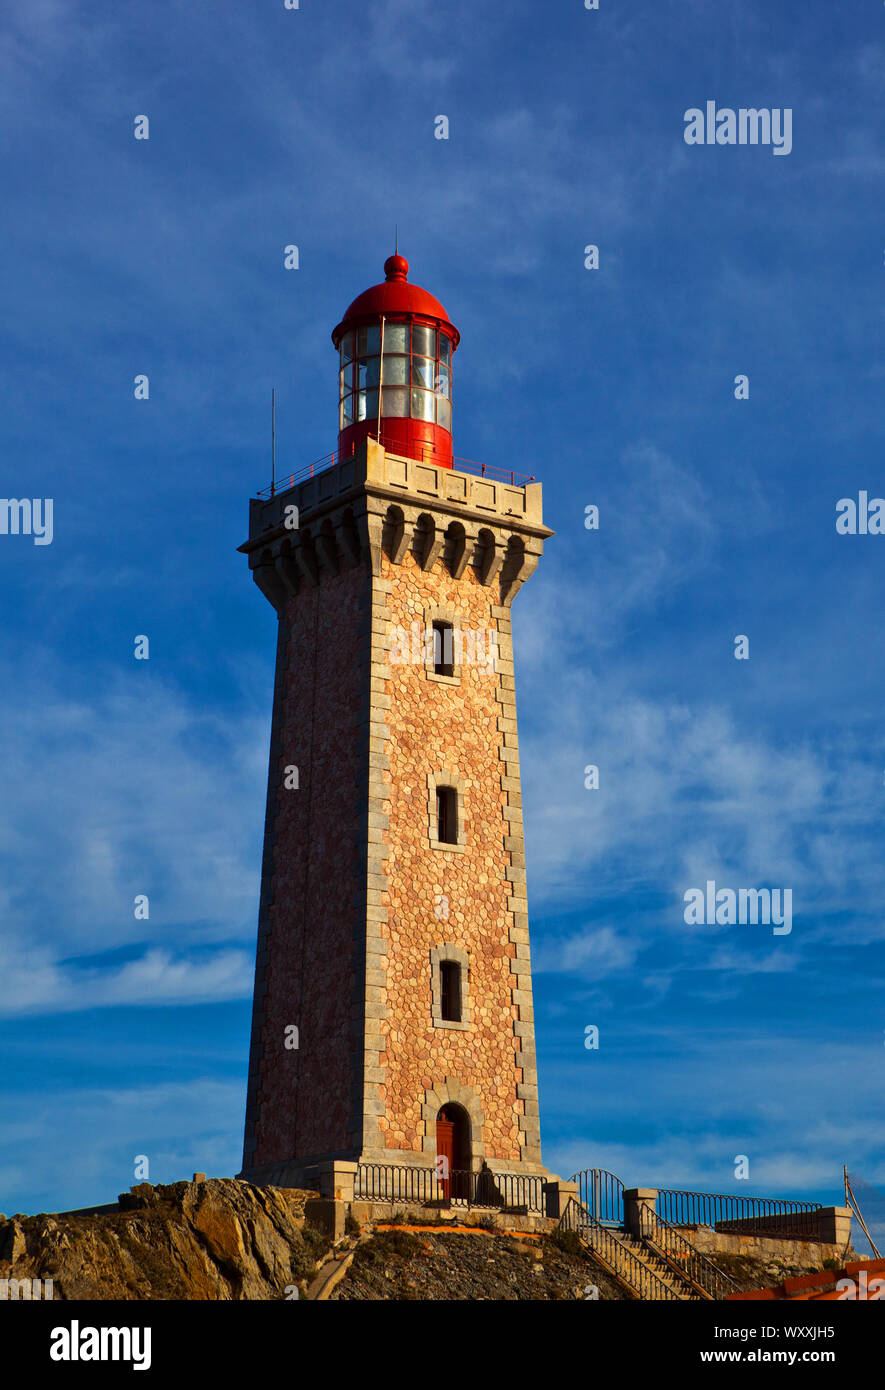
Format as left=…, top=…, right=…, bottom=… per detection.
left=0, top=1079, right=243, bottom=1214
left=0, top=658, right=265, bottom=1015
left=0, top=941, right=252, bottom=1019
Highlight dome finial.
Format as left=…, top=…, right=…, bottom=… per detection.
left=384, top=251, right=408, bottom=282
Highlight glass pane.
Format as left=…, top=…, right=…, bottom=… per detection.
left=412, top=324, right=436, bottom=358
left=339, top=363, right=354, bottom=393
left=384, top=322, right=409, bottom=354
left=357, top=388, right=379, bottom=422
left=382, top=355, right=409, bottom=386
left=357, top=324, right=381, bottom=356
left=412, top=356, right=435, bottom=389
left=439, top=334, right=451, bottom=365
left=434, top=364, right=450, bottom=398
left=435, top=395, right=452, bottom=431
left=341, top=394, right=354, bottom=428
left=383, top=386, right=409, bottom=417
left=340, top=332, right=354, bottom=364
left=358, top=356, right=381, bottom=389
left=411, top=388, right=435, bottom=421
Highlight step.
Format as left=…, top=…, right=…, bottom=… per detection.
left=581, top=1227, right=700, bottom=1300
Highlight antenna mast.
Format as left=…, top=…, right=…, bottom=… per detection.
left=844, top=1166, right=881, bottom=1258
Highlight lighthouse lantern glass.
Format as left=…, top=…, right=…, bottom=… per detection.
left=412, top=324, right=436, bottom=357
left=411, top=388, right=435, bottom=421
left=385, top=323, right=409, bottom=353
left=357, top=325, right=381, bottom=356
left=337, top=311, right=455, bottom=448
left=412, top=357, right=435, bottom=389
left=384, top=356, right=409, bottom=386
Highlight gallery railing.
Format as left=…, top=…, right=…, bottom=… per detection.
left=256, top=437, right=536, bottom=499
left=355, top=1163, right=545, bottom=1211
left=656, top=1188, right=822, bottom=1239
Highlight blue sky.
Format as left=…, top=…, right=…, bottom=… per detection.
left=0, top=0, right=882, bottom=1239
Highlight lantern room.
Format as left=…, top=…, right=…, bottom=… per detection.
left=332, top=254, right=460, bottom=469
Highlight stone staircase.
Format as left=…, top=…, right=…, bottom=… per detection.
left=605, top=1228, right=706, bottom=1300
left=578, top=1215, right=702, bottom=1300
left=561, top=1199, right=734, bottom=1301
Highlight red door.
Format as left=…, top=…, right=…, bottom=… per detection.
left=436, top=1114, right=455, bottom=1199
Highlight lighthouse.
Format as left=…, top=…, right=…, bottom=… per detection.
left=239, top=255, right=554, bottom=1203
left=333, top=252, right=459, bottom=469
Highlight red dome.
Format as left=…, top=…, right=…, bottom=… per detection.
left=332, top=256, right=460, bottom=347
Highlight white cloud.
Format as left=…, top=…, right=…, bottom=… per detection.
left=534, top=924, right=638, bottom=975
left=0, top=1079, right=244, bottom=1214
left=543, top=1036, right=885, bottom=1197
left=0, top=939, right=252, bottom=1018
left=0, top=657, right=266, bottom=1014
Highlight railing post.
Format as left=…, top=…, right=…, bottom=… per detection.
left=813, top=1207, right=853, bottom=1245
left=545, top=1177, right=579, bottom=1220
left=624, top=1188, right=659, bottom=1240
left=317, top=1160, right=358, bottom=1202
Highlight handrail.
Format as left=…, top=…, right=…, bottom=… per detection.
left=255, top=437, right=536, bottom=500
left=656, top=1187, right=821, bottom=1238
left=640, top=1209, right=740, bottom=1301
left=559, top=1198, right=682, bottom=1302
left=354, top=1162, right=545, bottom=1212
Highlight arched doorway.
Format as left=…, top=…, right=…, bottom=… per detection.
left=436, top=1103, right=470, bottom=1201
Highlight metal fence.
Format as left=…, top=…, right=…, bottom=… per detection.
left=256, top=436, right=536, bottom=500
left=640, top=1210, right=740, bottom=1300
left=656, top=1188, right=822, bottom=1239
left=355, top=1163, right=545, bottom=1212
left=570, top=1168, right=624, bottom=1226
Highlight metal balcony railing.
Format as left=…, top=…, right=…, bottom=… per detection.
left=256, top=433, right=536, bottom=500
left=656, top=1188, right=822, bottom=1239
left=354, top=1162, right=545, bottom=1212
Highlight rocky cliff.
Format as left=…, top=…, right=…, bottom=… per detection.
left=0, top=1178, right=328, bottom=1300
left=0, top=1177, right=832, bottom=1301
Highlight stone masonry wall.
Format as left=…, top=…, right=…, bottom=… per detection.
left=242, top=444, right=549, bottom=1177
left=247, top=564, right=366, bottom=1167
left=370, top=545, right=530, bottom=1165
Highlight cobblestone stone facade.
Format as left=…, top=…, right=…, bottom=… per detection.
left=240, top=441, right=552, bottom=1183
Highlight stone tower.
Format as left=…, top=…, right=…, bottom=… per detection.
left=239, top=257, right=553, bottom=1196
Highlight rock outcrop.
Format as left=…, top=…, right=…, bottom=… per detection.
left=0, top=1179, right=328, bottom=1300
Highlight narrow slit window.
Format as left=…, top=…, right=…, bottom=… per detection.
left=440, top=961, right=462, bottom=1023
left=436, top=786, right=458, bottom=844
left=432, top=621, right=454, bottom=677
